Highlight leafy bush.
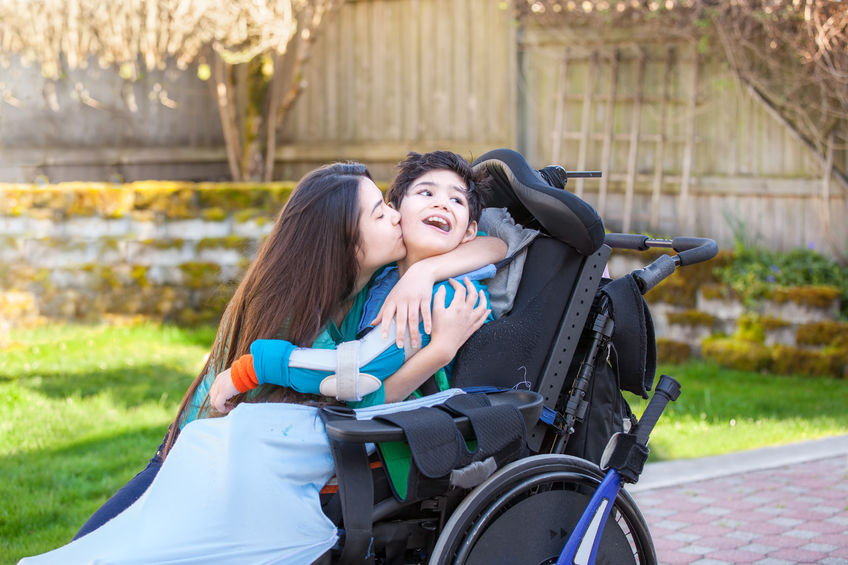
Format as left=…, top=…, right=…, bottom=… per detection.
left=715, top=243, right=848, bottom=318
left=796, top=321, right=848, bottom=347
left=701, top=336, right=772, bottom=372
left=771, top=345, right=846, bottom=379
left=656, top=338, right=692, bottom=364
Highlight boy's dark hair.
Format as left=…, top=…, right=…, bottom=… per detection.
left=387, top=151, right=488, bottom=224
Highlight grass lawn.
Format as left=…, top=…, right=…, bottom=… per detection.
left=2, top=322, right=847, bottom=562
left=1, top=323, right=215, bottom=564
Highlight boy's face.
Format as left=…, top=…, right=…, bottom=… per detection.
left=395, top=169, right=477, bottom=263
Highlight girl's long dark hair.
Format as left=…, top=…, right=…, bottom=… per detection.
left=163, top=162, right=371, bottom=456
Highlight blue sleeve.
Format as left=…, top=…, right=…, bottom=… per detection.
left=250, top=335, right=407, bottom=396
left=250, top=340, right=297, bottom=388
left=249, top=279, right=491, bottom=400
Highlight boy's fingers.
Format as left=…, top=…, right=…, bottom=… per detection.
left=477, top=309, right=492, bottom=328
left=433, top=285, right=448, bottom=312
left=448, top=278, right=466, bottom=299
left=463, top=278, right=478, bottom=305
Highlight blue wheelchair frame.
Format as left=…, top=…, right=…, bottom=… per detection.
left=558, top=374, right=681, bottom=565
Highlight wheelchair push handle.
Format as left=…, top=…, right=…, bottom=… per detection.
left=604, top=234, right=718, bottom=294
left=635, top=374, right=681, bottom=447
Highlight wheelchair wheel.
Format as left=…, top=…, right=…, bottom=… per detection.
left=429, top=454, right=656, bottom=565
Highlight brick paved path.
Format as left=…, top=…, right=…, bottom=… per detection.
left=631, top=455, right=848, bottom=565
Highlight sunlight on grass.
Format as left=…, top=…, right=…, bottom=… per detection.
left=2, top=323, right=847, bottom=562
left=627, top=361, right=848, bottom=461
left=1, top=322, right=215, bottom=563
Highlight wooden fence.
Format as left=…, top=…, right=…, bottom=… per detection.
left=517, top=25, right=847, bottom=253
left=273, top=0, right=517, bottom=180
left=1, top=0, right=845, bottom=256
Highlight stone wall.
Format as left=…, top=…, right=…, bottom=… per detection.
left=607, top=251, right=847, bottom=378
left=0, top=182, right=295, bottom=328
left=3, top=184, right=845, bottom=378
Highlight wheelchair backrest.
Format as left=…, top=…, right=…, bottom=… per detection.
left=452, top=149, right=610, bottom=452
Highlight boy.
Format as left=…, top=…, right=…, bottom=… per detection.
left=209, top=151, right=495, bottom=409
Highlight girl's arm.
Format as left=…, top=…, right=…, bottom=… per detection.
left=373, top=235, right=506, bottom=349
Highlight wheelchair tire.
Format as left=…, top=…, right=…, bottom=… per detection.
left=428, top=454, right=656, bottom=565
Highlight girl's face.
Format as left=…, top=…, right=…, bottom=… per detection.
left=355, top=177, right=406, bottom=276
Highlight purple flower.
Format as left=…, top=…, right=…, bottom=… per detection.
left=770, top=265, right=780, bottom=273
left=766, top=275, right=776, bottom=283
left=808, top=241, right=816, bottom=250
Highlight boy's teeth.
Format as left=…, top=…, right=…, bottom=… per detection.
left=424, top=216, right=450, bottom=231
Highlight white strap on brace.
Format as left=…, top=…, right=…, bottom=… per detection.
left=290, top=321, right=399, bottom=371
left=318, top=340, right=381, bottom=401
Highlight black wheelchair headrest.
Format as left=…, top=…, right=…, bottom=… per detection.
left=472, top=149, right=605, bottom=255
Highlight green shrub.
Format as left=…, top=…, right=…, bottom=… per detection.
left=771, top=345, right=846, bottom=379
left=796, top=321, right=848, bottom=347
left=656, top=338, right=692, bottom=364
left=666, top=309, right=716, bottom=327
left=770, top=285, right=840, bottom=309
left=715, top=242, right=848, bottom=318
left=702, top=337, right=772, bottom=372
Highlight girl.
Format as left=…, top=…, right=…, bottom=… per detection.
left=72, top=161, right=505, bottom=539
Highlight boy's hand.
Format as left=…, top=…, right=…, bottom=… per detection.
left=429, top=278, right=490, bottom=360
left=372, top=262, right=436, bottom=349
left=209, top=368, right=238, bottom=414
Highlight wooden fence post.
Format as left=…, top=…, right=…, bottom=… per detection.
left=623, top=47, right=645, bottom=233
left=651, top=46, right=673, bottom=231
left=598, top=49, right=619, bottom=218
left=678, top=43, right=699, bottom=232
left=551, top=49, right=569, bottom=165
left=575, top=50, right=598, bottom=198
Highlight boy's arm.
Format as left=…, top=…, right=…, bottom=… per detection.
left=208, top=278, right=491, bottom=412
left=373, top=235, right=506, bottom=348
left=380, top=278, right=489, bottom=403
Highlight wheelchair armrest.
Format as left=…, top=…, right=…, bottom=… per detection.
left=323, top=390, right=543, bottom=444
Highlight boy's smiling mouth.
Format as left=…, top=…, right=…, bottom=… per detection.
left=423, top=215, right=452, bottom=232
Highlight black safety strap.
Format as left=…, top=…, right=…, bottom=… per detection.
left=440, top=394, right=528, bottom=465
left=376, top=407, right=465, bottom=478
left=320, top=409, right=375, bottom=565
left=375, top=394, right=528, bottom=499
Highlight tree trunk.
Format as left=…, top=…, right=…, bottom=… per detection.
left=213, top=51, right=243, bottom=181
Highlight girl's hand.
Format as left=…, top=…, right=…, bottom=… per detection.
left=209, top=368, right=238, bottom=414
left=429, top=278, right=490, bottom=360
left=372, top=262, right=436, bottom=349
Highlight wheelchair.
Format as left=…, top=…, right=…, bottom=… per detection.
left=318, top=149, right=718, bottom=565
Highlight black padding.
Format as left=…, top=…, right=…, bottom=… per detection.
left=328, top=443, right=375, bottom=564
left=320, top=409, right=376, bottom=565
left=600, top=275, right=657, bottom=397
left=472, top=148, right=605, bottom=255
left=452, top=236, right=583, bottom=391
